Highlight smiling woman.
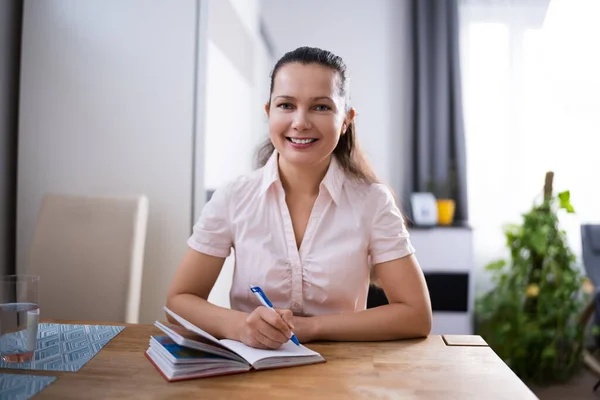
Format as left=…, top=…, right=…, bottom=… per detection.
left=166, top=46, right=432, bottom=351
left=256, top=47, right=377, bottom=185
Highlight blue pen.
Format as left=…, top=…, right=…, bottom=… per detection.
left=249, top=285, right=300, bottom=346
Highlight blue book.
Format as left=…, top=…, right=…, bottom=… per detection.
left=151, top=336, right=234, bottom=363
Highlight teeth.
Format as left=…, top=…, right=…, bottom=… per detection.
left=290, top=138, right=315, bottom=144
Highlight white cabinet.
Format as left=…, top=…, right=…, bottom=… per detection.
left=409, top=227, right=475, bottom=335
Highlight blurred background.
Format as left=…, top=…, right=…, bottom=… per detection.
left=1, top=0, right=600, bottom=392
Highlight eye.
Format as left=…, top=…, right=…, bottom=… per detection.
left=314, top=104, right=332, bottom=112
left=277, top=103, right=294, bottom=110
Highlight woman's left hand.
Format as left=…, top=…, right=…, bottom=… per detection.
left=290, top=315, right=318, bottom=343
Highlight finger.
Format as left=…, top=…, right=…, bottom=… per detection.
left=259, top=307, right=291, bottom=335
left=254, top=329, right=283, bottom=350
left=247, top=337, right=269, bottom=349
left=248, top=309, right=289, bottom=343
left=259, top=308, right=292, bottom=337
left=276, top=309, right=295, bottom=329
left=257, top=319, right=289, bottom=344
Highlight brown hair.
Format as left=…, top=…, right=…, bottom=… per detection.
left=256, top=46, right=379, bottom=185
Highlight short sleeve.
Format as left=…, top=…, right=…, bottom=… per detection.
left=187, top=184, right=233, bottom=258
left=368, top=185, right=415, bottom=265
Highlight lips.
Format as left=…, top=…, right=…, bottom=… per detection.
left=285, top=136, right=319, bottom=149
left=286, top=137, right=318, bottom=145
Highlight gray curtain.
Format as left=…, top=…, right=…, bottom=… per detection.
left=407, top=0, right=468, bottom=224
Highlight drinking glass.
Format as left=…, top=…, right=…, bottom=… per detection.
left=0, top=275, right=40, bottom=362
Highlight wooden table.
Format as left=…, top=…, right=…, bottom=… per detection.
left=2, top=322, right=538, bottom=399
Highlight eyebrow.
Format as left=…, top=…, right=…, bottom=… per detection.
left=273, top=95, right=334, bottom=102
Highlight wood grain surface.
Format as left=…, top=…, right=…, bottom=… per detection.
left=1, top=322, right=537, bottom=399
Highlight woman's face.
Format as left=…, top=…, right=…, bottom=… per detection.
left=266, top=63, right=349, bottom=169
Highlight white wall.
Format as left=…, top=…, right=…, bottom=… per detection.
left=260, top=0, right=412, bottom=199
left=204, top=42, right=255, bottom=190
left=204, top=0, right=270, bottom=191
left=203, top=0, right=271, bottom=307
left=17, top=0, right=200, bottom=323
left=230, top=0, right=261, bottom=34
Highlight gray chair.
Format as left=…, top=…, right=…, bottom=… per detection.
left=580, top=224, right=600, bottom=390
left=26, top=193, right=149, bottom=323
left=582, top=224, right=600, bottom=288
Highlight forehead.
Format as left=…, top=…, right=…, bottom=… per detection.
left=272, top=63, right=341, bottom=98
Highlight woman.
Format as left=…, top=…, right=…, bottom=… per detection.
left=166, top=46, right=432, bottom=349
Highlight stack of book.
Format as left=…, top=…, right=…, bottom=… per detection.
left=145, top=307, right=326, bottom=382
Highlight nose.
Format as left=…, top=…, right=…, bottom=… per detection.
left=291, top=110, right=311, bottom=131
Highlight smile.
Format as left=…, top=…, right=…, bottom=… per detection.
left=286, top=137, right=318, bottom=144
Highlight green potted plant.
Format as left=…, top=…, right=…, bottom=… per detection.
left=475, top=172, right=588, bottom=385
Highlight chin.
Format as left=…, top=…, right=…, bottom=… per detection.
left=279, top=150, right=330, bottom=167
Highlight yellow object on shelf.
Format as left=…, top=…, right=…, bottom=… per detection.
left=436, top=199, right=455, bottom=225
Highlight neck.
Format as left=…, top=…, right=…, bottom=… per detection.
left=278, top=155, right=331, bottom=197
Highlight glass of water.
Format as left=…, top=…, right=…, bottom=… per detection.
left=0, top=275, right=40, bottom=362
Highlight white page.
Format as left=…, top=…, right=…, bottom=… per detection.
left=163, top=307, right=221, bottom=345
left=219, top=339, right=321, bottom=366
left=154, top=321, right=247, bottom=362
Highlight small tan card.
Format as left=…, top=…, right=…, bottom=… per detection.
left=442, top=334, right=488, bottom=347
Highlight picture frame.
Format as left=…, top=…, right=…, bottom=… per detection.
left=410, top=192, right=438, bottom=227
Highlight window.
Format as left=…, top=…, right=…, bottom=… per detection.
left=459, top=0, right=600, bottom=290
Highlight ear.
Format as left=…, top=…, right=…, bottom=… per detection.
left=348, top=107, right=356, bottom=121
left=264, top=102, right=270, bottom=117
left=342, top=108, right=356, bottom=135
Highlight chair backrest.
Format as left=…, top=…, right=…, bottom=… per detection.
left=26, top=193, right=149, bottom=323
left=582, top=224, right=600, bottom=287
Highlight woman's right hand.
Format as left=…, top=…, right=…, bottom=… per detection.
left=238, top=306, right=294, bottom=349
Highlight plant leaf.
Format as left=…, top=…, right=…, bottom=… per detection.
left=558, top=191, right=575, bottom=213
left=485, top=259, right=506, bottom=271
left=529, top=231, right=547, bottom=255
left=542, top=345, right=556, bottom=359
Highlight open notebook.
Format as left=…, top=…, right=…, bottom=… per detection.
left=145, top=307, right=325, bottom=381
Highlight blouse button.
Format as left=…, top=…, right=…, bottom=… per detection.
left=292, top=302, right=301, bottom=310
